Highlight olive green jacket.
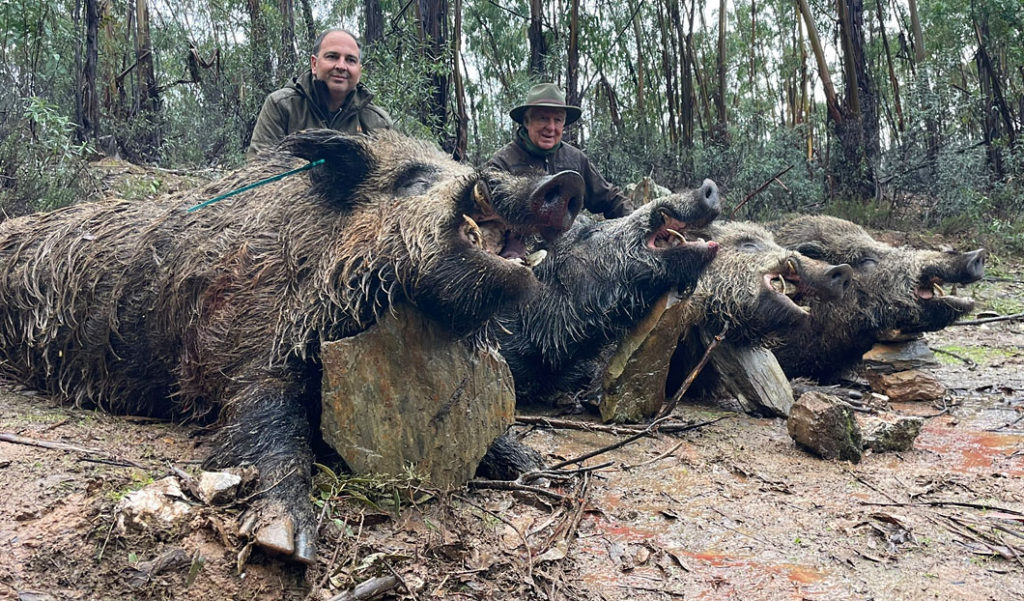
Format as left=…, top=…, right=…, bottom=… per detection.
left=246, top=71, right=392, bottom=158
left=484, top=132, right=632, bottom=219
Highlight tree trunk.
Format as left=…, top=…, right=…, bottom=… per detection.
left=658, top=0, right=677, bottom=144
left=907, top=0, right=924, bottom=63
left=299, top=0, right=316, bottom=51
left=835, top=0, right=879, bottom=201
left=77, top=0, right=100, bottom=141
left=672, top=0, right=694, bottom=149
left=365, top=0, right=384, bottom=49
left=528, top=0, right=546, bottom=79
left=565, top=0, right=580, bottom=145
left=876, top=0, right=903, bottom=136
left=419, top=0, right=450, bottom=146
left=279, top=0, right=296, bottom=75
left=247, top=0, right=272, bottom=94
left=631, top=0, right=645, bottom=114
left=451, top=0, right=467, bottom=161
left=134, top=0, right=161, bottom=159
left=713, top=0, right=728, bottom=145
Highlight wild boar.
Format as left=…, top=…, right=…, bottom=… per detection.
left=767, top=215, right=986, bottom=380
left=0, top=129, right=584, bottom=563
left=666, top=221, right=853, bottom=402
left=495, top=180, right=723, bottom=407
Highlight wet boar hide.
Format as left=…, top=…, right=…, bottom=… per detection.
left=767, top=215, right=986, bottom=380
left=0, top=129, right=585, bottom=563
left=496, top=180, right=722, bottom=407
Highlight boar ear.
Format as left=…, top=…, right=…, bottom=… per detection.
left=278, top=129, right=376, bottom=207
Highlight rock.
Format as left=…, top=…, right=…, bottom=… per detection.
left=197, top=471, right=243, bottom=505
left=320, top=305, right=515, bottom=489
left=705, top=338, right=793, bottom=417
left=859, top=413, right=924, bottom=452
left=861, top=338, right=937, bottom=374
left=115, top=477, right=192, bottom=535
left=787, top=392, right=862, bottom=463
left=865, top=369, right=946, bottom=403
left=601, top=292, right=690, bottom=423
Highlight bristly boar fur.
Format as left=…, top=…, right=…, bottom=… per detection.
left=767, top=215, right=986, bottom=380
left=495, top=180, right=722, bottom=407
left=666, top=220, right=852, bottom=400
left=0, top=129, right=584, bottom=563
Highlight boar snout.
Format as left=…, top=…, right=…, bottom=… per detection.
left=824, top=263, right=854, bottom=300
left=699, top=179, right=721, bottom=214
left=962, top=248, right=987, bottom=282
left=531, top=170, right=585, bottom=242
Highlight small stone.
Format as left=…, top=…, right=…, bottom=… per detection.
left=787, top=392, right=862, bottom=463
left=115, top=477, right=192, bottom=535
left=197, top=471, right=243, bottom=505
left=859, top=413, right=924, bottom=452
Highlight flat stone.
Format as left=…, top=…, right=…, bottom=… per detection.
left=320, top=304, right=515, bottom=489
left=865, top=369, right=946, bottom=402
left=787, top=392, right=862, bottom=463
left=601, top=292, right=691, bottom=423
left=861, top=338, right=938, bottom=374
left=859, top=413, right=924, bottom=452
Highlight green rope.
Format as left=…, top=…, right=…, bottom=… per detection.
left=186, top=158, right=326, bottom=213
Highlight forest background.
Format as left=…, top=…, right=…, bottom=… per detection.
left=1, top=0, right=1022, bottom=250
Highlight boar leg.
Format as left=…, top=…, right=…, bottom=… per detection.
left=204, top=378, right=317, bottom=564
left=477, top=431, right=544, bottom=481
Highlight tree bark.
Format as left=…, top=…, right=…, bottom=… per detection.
left=418, top=0, right=450, bottom=146
left=279, top=0, right=296, bottom=75
left=713, top=0, right=728, bottom=144
left=566, top=0, right=580, bottom=145
left=528, top=0, right=546, bottom=78
left=451, top=0, right=467, bottom=161
left=907, top=0, right=924, bottom=63
left=365, top=0, right=384, bottom=49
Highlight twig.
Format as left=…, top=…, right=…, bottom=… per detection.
left=951, top=312, right=1024, bottom=326
left=467, top=479, right=567, bottom=502
left=621, top=441, right=684, bottom=470
left=326, top=575, right=400, bottom=601
left=516, top=415, right=718, bottom=435
left=729, top=165, right=794, bottom=218
left=861, top=501, right=1024, bottom=516
left=0, top=432, right=151, bottom=470
left=986, top=411, right=1024, bottom=432
left=845, top=469, right=902, bottom=504
left=521, top=461, right=615, bottom=484
left=547, top=417, right=673, bottom=470
left=457, top=495, right=534, bottom=583
left=930, top=347, right=977, bottom=368
left=657, top=323, right=728, bottom=419
left=236, top=467, right=298, bottom=503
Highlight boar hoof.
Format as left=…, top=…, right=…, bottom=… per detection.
left=241, top=501, right=317, bottom=564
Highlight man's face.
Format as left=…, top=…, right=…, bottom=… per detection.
left=311, top=31, right=362, bottom=104
left=524, top=107, right=566, bottom=150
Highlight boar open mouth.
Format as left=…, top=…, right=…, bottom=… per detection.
left=763, top=258, right=815, bottom=316
left=646, top=209, right=708, bottom=251
left=460, top=214, right=547, bottom=269
left=916, top=276, right=975, bottom=312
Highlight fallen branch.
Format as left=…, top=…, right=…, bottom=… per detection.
left=516, top=415, right=720, bottom=435
left=621, top=441, right=684, bottom=470
left=467, top=479, right=567, bottom=502
left=861, top=500, right=1024, bottom=516
left=930, top=346, right=978, bottom=368
left=327, top=575, right=400, bottom=601
left=657, top=323, right=728, bottom=419
left=0, top=432, right=151, bottom=470
left=950, top=312, right=1024, bottom=326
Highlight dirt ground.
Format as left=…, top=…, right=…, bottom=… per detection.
left=1, top=174, right=1022, bottom=601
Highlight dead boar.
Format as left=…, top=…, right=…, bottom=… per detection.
left=0, top=129, right=584, bottom=563
left=495, top=179, right=722, bottom=407
left=767, top=215, right=987, bottom=380
left=666, top=221, right=853, bottom=401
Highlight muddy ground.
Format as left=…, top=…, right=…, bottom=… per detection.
left=2, top=266, right=1021, bottom=601
left=1, top=166, right=1022, bottom=601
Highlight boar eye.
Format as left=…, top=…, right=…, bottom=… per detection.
left=858, top=257, right=878, bottom=270
left=795, top=243, right=824, bottom=260
left=738, top=239, right=761, bottom=252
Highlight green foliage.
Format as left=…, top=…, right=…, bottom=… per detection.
left=0, top=97, right=100, bottom=217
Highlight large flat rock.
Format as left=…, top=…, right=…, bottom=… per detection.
left=320, top=305, right=515, bottom=488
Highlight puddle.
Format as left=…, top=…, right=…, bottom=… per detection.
left=916, top=415, right=1024, bottom=476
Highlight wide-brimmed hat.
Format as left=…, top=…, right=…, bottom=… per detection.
left=509, top=83, right=582, bottom=126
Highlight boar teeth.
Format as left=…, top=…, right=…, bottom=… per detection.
left=462, top=215, right=484, bottom=248
left=783, top=279, right=798, bottom=295
left=523, top=249, right=547, bottom=268
left=932, top=282, right=945, bottom=297
left=770, top=275, right=785, bottom=293
left=786, top=259, right=798, bottom=275
left=665, top=229, right=685, bottom=247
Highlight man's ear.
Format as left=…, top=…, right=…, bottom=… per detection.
left=278, top=129, right=375, bottom=209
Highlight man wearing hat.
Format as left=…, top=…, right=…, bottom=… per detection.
left=486, top=83, right=632, bottom=219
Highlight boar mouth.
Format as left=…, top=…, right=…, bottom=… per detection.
left=764, top=258, right=814, bottom=316
left=646, top=209, right=709, bottom=252
left=460, top=214, right=547, bottom=269
left=916, top=276, right=975, bottom=312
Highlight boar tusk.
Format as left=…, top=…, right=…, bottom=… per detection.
left=473, top=180, right=494, bottom=214
left=462, top=214, right=484, bottom=248
left=665, top=229, right=686, bottom=246
left=523, top=249, right=547, bottom=268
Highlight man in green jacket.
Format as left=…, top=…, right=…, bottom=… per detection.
left=247, top=29, right=392, bottom=158
left=485, top=82, right=632, bottom=219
